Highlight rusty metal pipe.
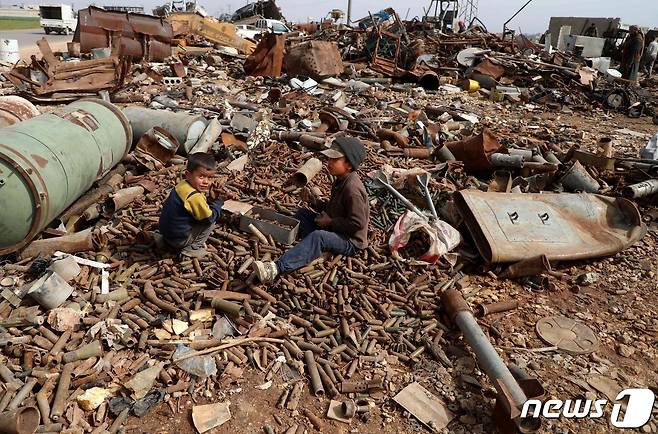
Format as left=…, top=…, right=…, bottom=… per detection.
left=304, top=351, right=324, bottom=397
left=62, top=340, right=102, bottom=363
left=143, top=282, right=178, bottom=314
left=376, top=128, right=408, bottom=148
left=289, top=158, right=322, bottom=187
left=50, top=363, right=74, bottom=421
left=7, top=379, right=37, bottom=411
left=476, top=300, right=520, bottom=317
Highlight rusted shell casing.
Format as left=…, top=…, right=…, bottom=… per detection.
left=0, top=99, right=131, bottom=255
left=0, top=96, right=39, bottom=128
left=289, top=158, right=322, bottom=187
left=210, top=298, right=242, bottom=317
left=62, top=340, right=103, bottom=363
left=476, top=300, right=520, bottom=317
left=304, top=351, right=324, bottom=397
left=403, top=148, right=433, bottom=159
left=102, top=186, right=145, bottom=217
left=500, top=255, right=551, bottom=278
left=0, top=406, right=40, bottom=434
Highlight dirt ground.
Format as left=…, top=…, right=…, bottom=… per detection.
left=125, top=97, right=658, bottom=434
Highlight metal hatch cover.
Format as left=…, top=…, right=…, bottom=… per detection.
left=456, top=190, right=645, bottom=263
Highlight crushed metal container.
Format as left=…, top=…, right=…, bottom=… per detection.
left=455, top=190, right=645, bottom=263
left=0, top=99, right=132, bottom=255
left=74, top=6, right=173, bottom=61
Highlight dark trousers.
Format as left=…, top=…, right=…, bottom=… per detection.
left=275, top=209, right=356, bottom=274
left=165, top=221, right=214, bottom=253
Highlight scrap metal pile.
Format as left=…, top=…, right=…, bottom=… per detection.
left=0, top=5, right=657, bottom=434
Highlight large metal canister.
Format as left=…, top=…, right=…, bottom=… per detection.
left=123, top=107, right=207, bottom=154
left=0, top=99, right=132, bottom=254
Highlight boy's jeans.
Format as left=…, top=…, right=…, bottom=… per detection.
left=275, top=209, right=356, bottom=274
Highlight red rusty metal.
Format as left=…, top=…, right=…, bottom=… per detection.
left=445, top=129, right=504, bottom=172
left=0, top=96, right=40, bottom=128
left=74, top=6, right=172, bottom=61
left=285, top=41, right=344, bottom=79
left=244, top=34, right=286, bottom=77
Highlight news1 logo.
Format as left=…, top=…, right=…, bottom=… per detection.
left=521, top=389, right=655, bottom=428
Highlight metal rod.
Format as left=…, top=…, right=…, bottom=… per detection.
left=503, top=0, right=534, bottom=34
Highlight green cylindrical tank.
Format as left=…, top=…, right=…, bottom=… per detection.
left=0, top=99, right=132, bottom=254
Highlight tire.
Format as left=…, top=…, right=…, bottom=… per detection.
left=44, top=28, right=51, bottom=34
left=63, top=28, right=70, bottom=35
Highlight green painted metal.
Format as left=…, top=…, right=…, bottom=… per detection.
left=0, top=99, right=131, bottom=254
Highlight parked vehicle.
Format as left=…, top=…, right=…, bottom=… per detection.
left=39, top=3, right=76, bottom=35
left=235, top=24, right=262, bottom=40
left=255, top=18, right=291, bottom=34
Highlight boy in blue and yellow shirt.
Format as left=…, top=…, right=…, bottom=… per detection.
left=159, top=152, right=223, bottom=258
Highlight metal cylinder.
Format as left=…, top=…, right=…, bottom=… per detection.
left=211, top=298, right=242, bottom=317
left=622, top=179, right=658, bottom=199
left=476, top=300, right=520, bottom=317
left=559, top=160, right=600, bottom=193
left=442, top=288, right=536, bottom=430
left=62, top=340, right=102, bottom=363
left=0, top=99, right=131, bottom=254
left=122, top=107, right=207, bottom=152
left=0, top=406, right=40, bottom=434
left=403, top=148, right=433, bottom=159
left=289, top=158, right=322, bottom=187
left=0, top=96, right=39, bottom=128
left=490, top=153, right=525, bottom=169
left=7, top=379, right=37, bottom=411
left=434, top=145, right=456, bottom=162
left=304, top=351, right=324, bottom=397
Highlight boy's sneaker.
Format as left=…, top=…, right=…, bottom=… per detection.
left=181, top=247, right=209, bottom=259
left=253, top=261, right=278, bottom=283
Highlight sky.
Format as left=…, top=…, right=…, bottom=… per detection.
left=82, top=0, right=658, bottom=33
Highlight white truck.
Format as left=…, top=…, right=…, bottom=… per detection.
left=235, top=19, right=292, bottom=40
left=39, top=4, right=77, bottom=35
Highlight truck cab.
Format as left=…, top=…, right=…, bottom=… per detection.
left=255, top=19, right=291, bottom=34
left=39, top=4, right=77, bottom=35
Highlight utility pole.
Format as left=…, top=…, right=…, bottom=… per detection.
left=346, top=0, right=352, bottom=26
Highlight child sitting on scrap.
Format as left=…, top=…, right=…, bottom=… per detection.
left=159, top=152, right=223, bottom=258
left=253, top=136, right=369, bottom=282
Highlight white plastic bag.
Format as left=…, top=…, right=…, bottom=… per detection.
left=388, top=211, right=461, bottom=264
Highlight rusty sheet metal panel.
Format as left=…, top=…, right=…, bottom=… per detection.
left=244, top=34, right=285, bottom=77
left=75, top=6, right=172, bottom=61
left=168, top=13, right=255, bottom=55
left=446, top=129, right=503, bottom=172
left=456, top=190, right=645, bottom=264
left=285, top=41, right=344, bottom=79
